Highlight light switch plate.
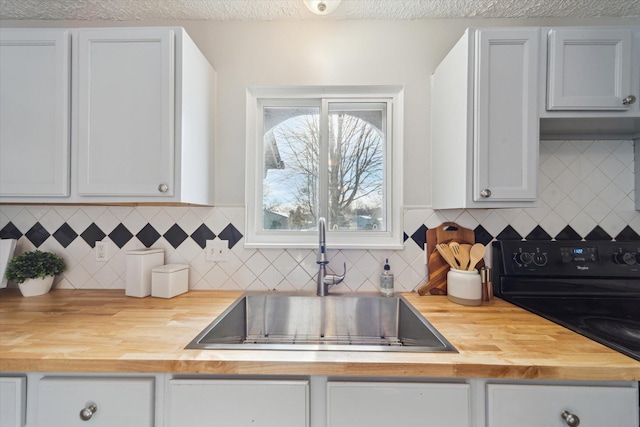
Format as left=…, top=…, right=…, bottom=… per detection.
left=206, top=239, right=229, bottom=262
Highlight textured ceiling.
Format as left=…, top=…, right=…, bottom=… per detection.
left=1, top=0, right=639, bottom=21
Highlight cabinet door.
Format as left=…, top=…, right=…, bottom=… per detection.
left=474, top=28, right=539, bottom=202
left=487, top=383, right=639, bottom=427
left=547, top=28, right=634, bottom=110
left=166, top=379, right=309, bottom=427
left=37, top=376, right=155, bottom=427
left=327, top=381, right=470, bottom=427
left=0, top=377, right=26, bottom=427
left=77, top=28, right=175, bottom=197
left=0, top=29, right=70, bottom=197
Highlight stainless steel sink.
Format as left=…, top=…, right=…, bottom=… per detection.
left=186, top=292, right=457, bottom=352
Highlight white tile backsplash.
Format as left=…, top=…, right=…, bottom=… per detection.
left=1, top=139, right=638, bottom=292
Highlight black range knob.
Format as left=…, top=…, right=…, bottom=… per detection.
left=622, top=252, right=636, bottom=265
left=514, top=252, right=533, bottom=265
left=533, top=252, right=548, bottom=266
left=613, top=252, right=637, bottom=265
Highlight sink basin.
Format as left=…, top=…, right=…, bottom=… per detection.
left=186, top=292, right=457, bottom=353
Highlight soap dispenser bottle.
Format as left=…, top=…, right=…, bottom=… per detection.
left=380, top=259, right=394, bottom=297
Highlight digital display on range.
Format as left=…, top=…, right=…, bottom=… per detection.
left=560, top=246, right=598, bottom=262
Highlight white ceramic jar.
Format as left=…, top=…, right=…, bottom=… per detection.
left=447, top=269, right=482, bottom=306
left=125, top=248, right=164, bottom=297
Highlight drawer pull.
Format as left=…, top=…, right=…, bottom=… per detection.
left=79, top=403, right=97, bottom=421
left=561, top=410, right=580, bottom=427
left=622, top=95, right=636, bottom=105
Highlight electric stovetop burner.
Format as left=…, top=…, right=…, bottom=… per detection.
left=492, top=240, right=640, bottom=362
left=582, top=317, right=640, bottom=349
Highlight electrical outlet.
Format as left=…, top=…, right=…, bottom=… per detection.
left=95, top=241, right=108, bottom=262
left=206, top=239, right=229, bottom=262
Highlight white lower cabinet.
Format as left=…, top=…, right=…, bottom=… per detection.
left=165, top=378, right=309, bottom=427
left=0, top=376, right=26, bottom=427
left=326, top=381, right=471, bottom=427
left=8, top=374, right=639, bottom=426
left=486, top=383, right=639, bottom=427
left=36, top=376, right=155, bottom=427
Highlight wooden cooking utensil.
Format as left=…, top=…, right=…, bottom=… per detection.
left=436, top=243, right=458, bottom=269
left=468, top=243, right=486, bottom=271
left=449, top=242, right=468, bottom=270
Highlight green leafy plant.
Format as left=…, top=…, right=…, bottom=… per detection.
left=5, top=250, right=66, bottom=284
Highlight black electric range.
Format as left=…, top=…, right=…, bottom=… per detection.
left=492, top=240, right=640, bottom=361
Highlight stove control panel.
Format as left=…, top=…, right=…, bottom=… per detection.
left=494, top=240, right=640, bottom=277
left=560, top=246, right=598, bottom=263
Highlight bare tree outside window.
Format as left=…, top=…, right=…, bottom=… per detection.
left=262, top=103, right=385, bottom=232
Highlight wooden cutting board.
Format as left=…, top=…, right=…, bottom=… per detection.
left=417, top=222, right=483, bottom=296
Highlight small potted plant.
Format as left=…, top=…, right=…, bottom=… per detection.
left=5, top=250, right=66, bottom=297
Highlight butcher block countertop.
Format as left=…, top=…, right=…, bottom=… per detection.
left=0, top=289, right=638, bottom=381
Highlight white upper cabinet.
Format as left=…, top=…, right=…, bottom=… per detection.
left=546, top=28, right=636, bottom=111
left=431, top=28, right=539, bottom=209
left=74, top=27, right=215, bottom=204
left=0, top=29, right=71, bottom=197
left=76, top=28, right=175, bottom=198
left=0, top=26, right=215, bottom=205
left=539, top=26, right=639, bottom=139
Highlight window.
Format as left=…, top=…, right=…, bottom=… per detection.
left=246, top=86, right=403, bottom=249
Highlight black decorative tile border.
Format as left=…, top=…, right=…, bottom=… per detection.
left=2, top=219, right=638, bottom=252
left=0, top=221, right=242, bottom=250
left=408, top=224, right=640, bottom=249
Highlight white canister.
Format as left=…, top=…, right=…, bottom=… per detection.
left=125, top=249, right=164, bottom=297
left=447, top=269, right=482, bottom=306
left=152, top=264, right=189, bottom=298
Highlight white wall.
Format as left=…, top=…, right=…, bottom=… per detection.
left=2, top=17, right=638, bottom=206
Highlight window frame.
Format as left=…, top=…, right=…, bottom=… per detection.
left=245, top=86, right=404, bottom=249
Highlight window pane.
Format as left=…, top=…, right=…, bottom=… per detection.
left=327, top=102, right=386, bottom=231
left=262, top=106, right=320, bottom=231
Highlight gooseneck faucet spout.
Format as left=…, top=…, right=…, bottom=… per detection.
left=316, top=217, right=346, bottom=296
left=318, top=217, right=328, bottom=265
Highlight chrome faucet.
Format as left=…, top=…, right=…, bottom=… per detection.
left=316, top=217, right=346, bottom=296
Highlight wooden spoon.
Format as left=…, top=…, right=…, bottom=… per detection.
left=436, top=243, right=459, bottom=269
left=449, top=242, right=467, bottom=270
left=468, top=243, right=486, bottom=271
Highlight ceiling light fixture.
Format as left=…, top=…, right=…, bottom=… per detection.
left=303, top=0, right=342, bottom=15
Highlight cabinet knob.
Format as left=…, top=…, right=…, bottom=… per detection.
left=480, top=189, right=492, bottom=198
left=79, top=403, right=98, bottom=421
left=158, top=183, right=169, bottom=193
left=622, top=95, right=636, bottom=105
left=561, top=410, right=580, bottom=427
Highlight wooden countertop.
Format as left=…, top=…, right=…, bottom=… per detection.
left=0, top=289, right=638, bottom=381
